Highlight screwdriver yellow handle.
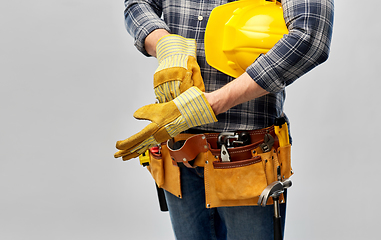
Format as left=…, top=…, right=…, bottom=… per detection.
left=274, top=117, right=290, bottom=147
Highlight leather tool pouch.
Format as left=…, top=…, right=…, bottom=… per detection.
left=277, top=143, right=293, bottom=180
left=147, top=144, right=182, bottom=198
left=167, top=134, right=209, bottom=168
left=204, top=130, right=293, bottom=208
left=146, top=129, right=293, bottom=208
left=212, top=156, right=266, bottom=200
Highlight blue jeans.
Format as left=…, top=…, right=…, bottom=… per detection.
left=164, top=167, right=287, bottom=240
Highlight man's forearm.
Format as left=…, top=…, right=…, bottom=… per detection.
left=144, top=29, right=170, bottom=57
left=204, top=72, right=269, bottom=115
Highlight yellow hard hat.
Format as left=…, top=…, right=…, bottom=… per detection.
left=204, top=0, right=288, bottom=78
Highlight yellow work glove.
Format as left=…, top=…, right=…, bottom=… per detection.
left=114, top=87, right=217, bottom=161
left=154, top=34, right=205, bottom=103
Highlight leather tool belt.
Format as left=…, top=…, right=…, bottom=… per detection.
left=146, top=125, right=293, bottom=208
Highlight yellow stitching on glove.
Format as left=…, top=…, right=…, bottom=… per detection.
left=164, top=116, right=189, bottom=137
left=156, top=35, right=196, bottom=64
left=156, top=55, right=190, bottom=72
left=173, top=87, right=217, bottom=127
left=154, top=80, right=181, bottom=102
left=130, top=136, right=159, bottom=154
left=153, top=35, right=204, bottom=103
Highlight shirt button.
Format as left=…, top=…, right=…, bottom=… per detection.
left=198, top=15, right=203, bottom=21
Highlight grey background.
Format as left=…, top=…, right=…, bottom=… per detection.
left=1, top=1, right=379, bottom=239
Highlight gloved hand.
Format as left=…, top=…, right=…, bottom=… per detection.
left=114, top=87, right=217, bottom=160
left=154, top=34, right=205, bottom=103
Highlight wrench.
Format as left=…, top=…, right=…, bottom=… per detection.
left=260, top=133, right=275, bottom=153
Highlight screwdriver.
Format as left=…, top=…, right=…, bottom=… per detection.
left=274, top=116, right=290, bottom=147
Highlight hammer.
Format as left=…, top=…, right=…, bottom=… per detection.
left=258, top=179, right=292, bottom=240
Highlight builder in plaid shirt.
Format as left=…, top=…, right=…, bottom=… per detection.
left=122, top=0, right=334, bottom=239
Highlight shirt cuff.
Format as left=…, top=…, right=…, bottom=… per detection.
left=134, top=21, right=171, bottom=57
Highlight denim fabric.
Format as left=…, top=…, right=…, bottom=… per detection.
left=164, top=167, right=287, bottom=240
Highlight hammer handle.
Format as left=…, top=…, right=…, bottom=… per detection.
left=274, top=216, right=283, bottom=240
left=156, top=184, right=168, bottom=212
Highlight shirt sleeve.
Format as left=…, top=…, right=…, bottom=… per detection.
left=246, top=0, right=335, bottom=93
left=124, top=0, right=171, bottom=56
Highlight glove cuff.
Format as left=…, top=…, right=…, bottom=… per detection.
left=156, top=34, right=197, bottom=63
left=173, top=87, right=217, bottom=128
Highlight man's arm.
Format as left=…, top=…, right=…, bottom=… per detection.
left=124, top=0, right=171, bottom=56
left=144, top=29, right=170, bottom=57
left=206, top=0, right=334, bottom=115
left=246, top=0, right=334, bottom=93
left=204, top=73, right=269, bottom=115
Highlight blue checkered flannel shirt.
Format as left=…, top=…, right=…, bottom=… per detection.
left=124, top=0, right=334, bottom=132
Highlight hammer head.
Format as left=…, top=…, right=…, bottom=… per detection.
left=257, top=179, right=292, bottom=207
